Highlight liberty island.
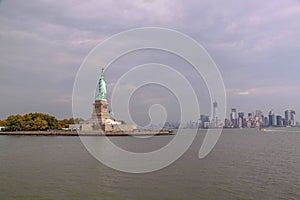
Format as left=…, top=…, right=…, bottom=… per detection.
left=74, top=67, right=173, bottom=135
left=0, top=68, right=173, bottom=136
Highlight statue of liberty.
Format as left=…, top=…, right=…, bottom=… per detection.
left=96, top=68, right=106, bottom=101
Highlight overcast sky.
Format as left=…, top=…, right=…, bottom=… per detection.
left=0, top=0, right=300, bottom=122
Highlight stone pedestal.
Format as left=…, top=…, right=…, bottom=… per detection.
left=94, top=100, right=110, bottom=128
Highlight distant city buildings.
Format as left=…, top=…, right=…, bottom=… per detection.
left=224, top=108, right=297, bottom=128
left=163, top=104, right=298, bottom=129
left=198, top=114, right=210, bottom=129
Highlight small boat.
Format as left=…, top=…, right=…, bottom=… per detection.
left=259, top=127, right=265, bottom=131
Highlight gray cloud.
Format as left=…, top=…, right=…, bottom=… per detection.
left=0, top=0, right=300, bottom=121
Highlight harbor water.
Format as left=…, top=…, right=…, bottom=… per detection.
left=0, top=129, right=299, bottom=200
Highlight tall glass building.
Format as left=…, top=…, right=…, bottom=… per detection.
left=269, top=110, right=276, bottom=126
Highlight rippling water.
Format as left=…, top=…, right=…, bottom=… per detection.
left=0, top=129, right=299, bottom=200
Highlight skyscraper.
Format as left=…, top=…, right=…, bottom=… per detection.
left=285, top=110, right=296, bottom=126
left=248, top=112, right=253, bottom=120
left=285, top=110, right=291, bottom=126
left=255, top=110, right=264, bottom=124
left=291, top=110, right=296, bottom=126
left=264, top=117, right=269, bottom=126
left=212, top=101, right=218, bottom=127
left=276, top=115, right=283, bottom=127
left=230, top=108, right=238, bottom=127
left=269, top=110, right=276, bottom=126
left=238, top=112, right=244, bottom=128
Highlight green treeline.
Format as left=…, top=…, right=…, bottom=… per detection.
left=0, top=113, right=84, bottom=131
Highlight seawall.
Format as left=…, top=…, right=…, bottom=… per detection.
left=0, top=130, right=173, bottom=136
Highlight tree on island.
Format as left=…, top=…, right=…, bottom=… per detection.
left=1, top=113, right=85, bottom=131
left=57, top=118, right=84, bottom=129
left=22, top=113, right=57, bottom=131
left=32, top=117, right=48, bottom=130
left=5, top=115, right=25, bottom=131
left=0, top=120, right=6, bottom=127
left=4, top=113, right=57, bottom=131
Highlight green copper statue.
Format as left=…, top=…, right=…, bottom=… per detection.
left=96, top=68, right=107, bottom=101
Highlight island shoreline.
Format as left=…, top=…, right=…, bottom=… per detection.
left=0, top=130, right=174, bottom=136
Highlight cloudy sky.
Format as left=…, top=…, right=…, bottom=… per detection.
left=0, top=0, right=300, bottom=122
